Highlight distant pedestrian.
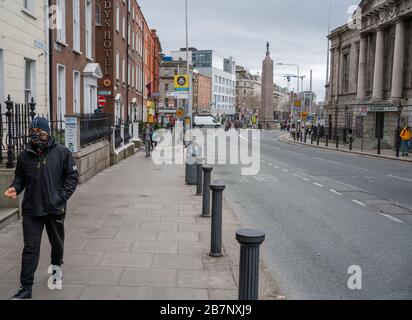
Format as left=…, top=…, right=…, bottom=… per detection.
left=400, top=126, right=411, bottom=157
left=152, top=129, right=161, bottom=149
left=4, top=117, right=79, bottom=300
left=142, top=124, right=153, bottom=157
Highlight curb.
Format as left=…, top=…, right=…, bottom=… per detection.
left=279, top=134, right=412, bottom=163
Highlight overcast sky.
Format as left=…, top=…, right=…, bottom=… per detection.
left=138, top=0, right=358, bottom=101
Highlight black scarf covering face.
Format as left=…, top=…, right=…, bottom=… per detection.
left=29, top=132, right=49, bottom=152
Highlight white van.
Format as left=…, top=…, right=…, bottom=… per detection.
left=193, top=116, right=222, bottom=128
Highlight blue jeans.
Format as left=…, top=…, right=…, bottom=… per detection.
left=401, top=140, right=410, bottom=154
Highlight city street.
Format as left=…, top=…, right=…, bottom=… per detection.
left=213, top=129, right=412, bottom=299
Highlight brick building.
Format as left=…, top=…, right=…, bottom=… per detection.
left=193, top=71, right=212, bottom=113
left=95, top=0, right=161, bottom=124
left=50, top=0, right=102, bottom=122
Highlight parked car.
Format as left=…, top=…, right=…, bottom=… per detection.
left=193, top=116, right=222, bottom=128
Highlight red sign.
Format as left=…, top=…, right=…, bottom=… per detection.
left=98, top=96, right=106, bottom=107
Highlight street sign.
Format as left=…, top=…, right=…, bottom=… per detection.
left=98, top=96, right=106, bottom=107
left=176, top=108, right=184, bottom=118
left=359, top=107, right=368, bottom=116
left=174, top=91, right=189, bottom=100
left=174, top=75, right=189, bottom=92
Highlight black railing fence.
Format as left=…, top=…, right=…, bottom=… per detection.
left=114, top=125, right=123, bottom=149
left=1, top=95, right=36, bottom=168
left=80, top=113, right=112, bottom=147
left=123, top=122, right=131, bottom=145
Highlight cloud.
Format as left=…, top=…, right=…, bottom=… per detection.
left=139, top=0, right=359, bottom=100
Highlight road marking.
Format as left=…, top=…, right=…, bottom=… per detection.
left=273, top=138, right=279, bottom=141
left=329, top=189, right=344, bottom=196
left=352, top=200, right=367, bottom=207
left=301, top=177, right=310, bottom=182
left=313, top=183, right=324, bottom=188
left=268, top=163, right=273, bottom=166
left=282, top=169, right=289, bottom=173
left=379, top=213, right=405, bottom=224
left=262, top=160, right=267, bottom=163
left=274, top=165, right=280, bottom=169
left=273, top=147, right=281, bottom=150
left=387, top=175, right=412, bottom=183
left=292, top=173, right=300, bottom=178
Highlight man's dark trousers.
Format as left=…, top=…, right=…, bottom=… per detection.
left=21, top=214, right=65, bottom=289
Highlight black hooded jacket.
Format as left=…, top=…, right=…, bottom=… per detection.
left=11, top=139, right=79, bottom=217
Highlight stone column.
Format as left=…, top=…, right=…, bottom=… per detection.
left=391, top=20, right=406, bottom=102
left=357, top=35, right=368, bottom=99
left=372, top=28, right=385, bottom=100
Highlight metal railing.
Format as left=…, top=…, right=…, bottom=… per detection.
left=114, top=125, right=123, bottom=149
left=80, top=113, right=112, bottom=147
left=1, top=95, right=36, bottom=168
left=123, top=122, right=131, bottom=145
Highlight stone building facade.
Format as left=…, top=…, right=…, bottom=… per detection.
left=325, top=0, right=412, bottom=149
left=0, top=0, right=48, bottom=115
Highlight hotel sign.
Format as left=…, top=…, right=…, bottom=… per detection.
left=102, top=1, right=113, bottom=77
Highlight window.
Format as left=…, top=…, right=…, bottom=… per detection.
left=24, top=59, right=36, bottom=104
left=0, top=49, right=4, bottom=103
left=128, top=62, right=130, bottom=86
left=116, top=51, right=120, bottom=80
left=73, top=0, right=80, bottom=52
left=73, top=71, right=81, bottom=113
left=57, top=65, right=66, bottom=121
left=122, top=58, right=125, bottom=84
left=116, top=4, right=120, bottom=32
left=56, top=0, right=66, bottom=44
left=132, top=30, right=135, bottom=51
left=165, top=83, right=169, bottom=91
left=85, top=0, right=92, bottom=58
left=23, top=0, right=35, bottom=14
left=342, top=52, right=350, bottom=93
left=128, top=24, right=131, bottom=46
left=95, top=3, right=102, bottom=26
left=122, top=16, right=126, bottom=39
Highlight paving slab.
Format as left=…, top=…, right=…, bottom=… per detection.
left=79, top=285, right=146, bottom=300
left=120, top=268, right=177, bottom=287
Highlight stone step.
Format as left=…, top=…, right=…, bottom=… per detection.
left=0, top=208, right=19, bottom=230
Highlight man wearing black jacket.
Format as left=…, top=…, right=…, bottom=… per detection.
left=4, top=117, right=78, bottom=300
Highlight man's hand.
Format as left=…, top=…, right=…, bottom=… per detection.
left=4, top=187, right=17, bottom=200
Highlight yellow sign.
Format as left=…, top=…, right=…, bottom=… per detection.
left=294, top=100, right=301, bottom=108
left=174, top=75, right=189, bottom=91
left=176, top=108, right=184, bottom=118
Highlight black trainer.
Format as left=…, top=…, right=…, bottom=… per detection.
left=10, top=287, right=32, bottom=300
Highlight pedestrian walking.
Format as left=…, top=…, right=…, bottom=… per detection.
left=4, top=117, right=79, bottom=300
left=152, top=129, right=161, bottom=149
left=400, top=126, right=411, bottom=157
left=142, top=123, right=153, bottom=157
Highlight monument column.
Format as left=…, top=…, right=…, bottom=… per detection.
left=260, top=42, right=274, bottom=129
left=391, top=19, right=405, bottom=102
left=357, top=34, right=367, bottom=99
left=372, top=28, right=385, bottom=100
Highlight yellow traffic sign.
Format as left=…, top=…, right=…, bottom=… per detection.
left=176, top=108, right=184, bottom=118
left=174, top=75, right=189, bottom=91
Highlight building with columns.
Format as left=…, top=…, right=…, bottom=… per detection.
left=325, top=0, right=412, bottom=149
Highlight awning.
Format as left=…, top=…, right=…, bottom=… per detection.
left=83, top=63, right=103, bottom=79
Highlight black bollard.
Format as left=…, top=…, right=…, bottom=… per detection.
left=349, top=137, right=353, bottom=151
left=293, top=132, right=296, bottom=141
left=210, top=183, right=226, bottom=258
left=326, top=135, right=329, bottom=147
left=377, top=138, right=381, bottom=155
left=196, top=158, right=203, bottom=195
left=236, top=229, right=266, bottom=301
left=300, top=132, right=303, bottom=142
left=336, top=136, right=339, bottom=149
left=317, top=135, right=320, bottom=146
left=311, top=134, right=314, bottom=144
left=304, top=133, right=307, bottom=143
left=201, top=166, right=213, bottom=217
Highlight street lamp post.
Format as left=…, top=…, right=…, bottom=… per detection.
left=277, top=62, right=301, bottom=125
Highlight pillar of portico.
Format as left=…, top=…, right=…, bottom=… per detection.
left=391, top=19, right=406, bottom=102
left=372, top=28, right=385, bottom=100
left=357, top=35, right=368, bottom=100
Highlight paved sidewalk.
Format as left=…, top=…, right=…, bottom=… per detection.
left=281, top=133, right=412, bottom=163
left=0, top=150, right=246, bottom=300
